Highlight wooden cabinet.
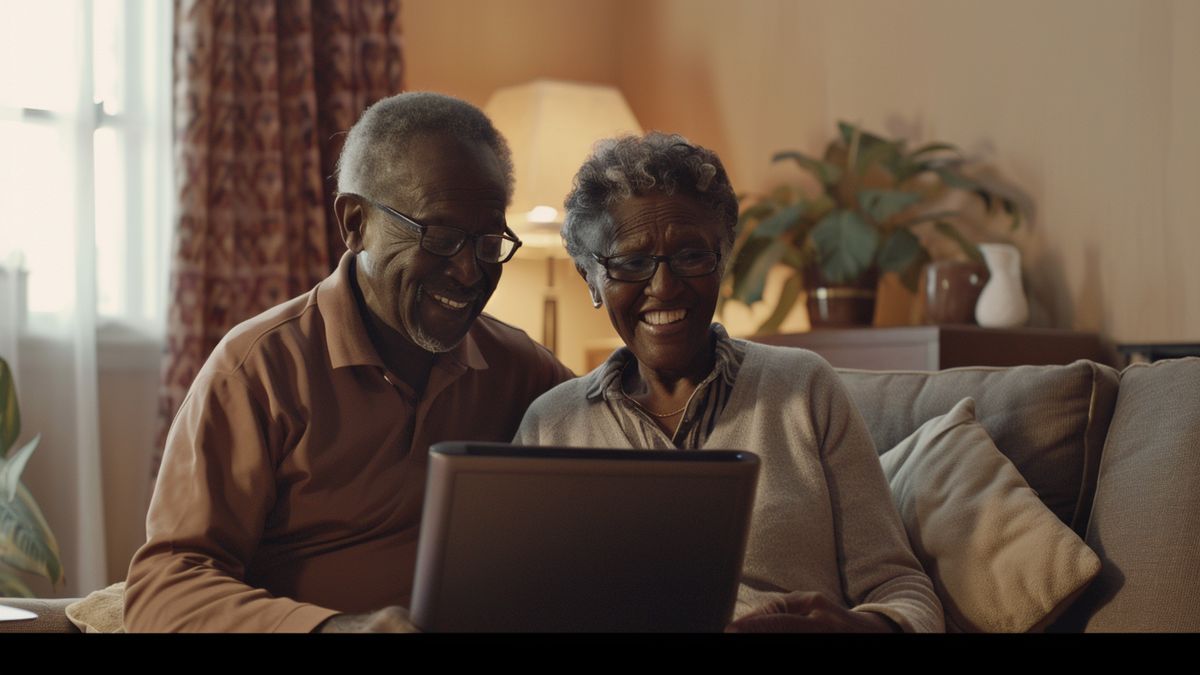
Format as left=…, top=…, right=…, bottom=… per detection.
left=750, top=326, right=1118, bottom=371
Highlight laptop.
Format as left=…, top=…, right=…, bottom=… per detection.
left=410, top=442, right=759, bottom=632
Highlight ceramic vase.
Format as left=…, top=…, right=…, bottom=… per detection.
left=974, top=243, right=1028, bottom=328
left=923, top=260, right=990, bottom=325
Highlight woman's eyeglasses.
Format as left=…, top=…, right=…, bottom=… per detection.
left=357, top=195, right=523, bottom=264
left=592, top=249, right=721, bottom=282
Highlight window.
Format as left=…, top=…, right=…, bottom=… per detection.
left=0, top=0, right=173, bottom=333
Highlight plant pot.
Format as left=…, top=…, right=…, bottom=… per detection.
left=805, top=286, right=877, bottom=328
left=923, top=260, right=990, bottom=325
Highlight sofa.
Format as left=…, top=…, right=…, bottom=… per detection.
left=3, top=356, right=1197, bottom=632
left=839, top=356, right=1200, bottom=631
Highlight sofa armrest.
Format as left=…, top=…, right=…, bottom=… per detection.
left=0, top=598, right=82, bottom=633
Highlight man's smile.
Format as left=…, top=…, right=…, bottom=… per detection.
left=641, top=309, right=687, bottom=326
left=420, top=285, right=480, bottom=313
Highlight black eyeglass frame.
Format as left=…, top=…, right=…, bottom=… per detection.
left=354, top=195, right=523, bottom=264
left=591, top=250, right=722, bottom=283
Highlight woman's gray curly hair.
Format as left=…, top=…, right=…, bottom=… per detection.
left=562, top=132, right=738, bottom=273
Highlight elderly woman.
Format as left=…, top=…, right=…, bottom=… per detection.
left=513, top=132, right=943, bottom=632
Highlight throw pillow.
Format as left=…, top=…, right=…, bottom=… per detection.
left=879, top=397, right=1100, bottom=632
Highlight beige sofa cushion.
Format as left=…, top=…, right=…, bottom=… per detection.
left=839, top=360, right=1119, bottom=533
left=880, top=397, right=1101, bottom=632
left=1066, top=357, right=1200, bottom=632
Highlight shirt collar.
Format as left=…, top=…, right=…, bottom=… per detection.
left=584, top=323, right=738, bottom=402
left=315, top=250, right=488, bottom=372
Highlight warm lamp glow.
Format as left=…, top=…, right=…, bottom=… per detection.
left=526, top=205, right=559, bottom=224
left=484, top=79, right=641, bottom=241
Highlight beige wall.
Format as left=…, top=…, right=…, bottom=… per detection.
left=620, top=0, right=1199, bottom=342
left=404, top=0, right=622, bottom=106
left=407, top=0, right=1200, bottom=364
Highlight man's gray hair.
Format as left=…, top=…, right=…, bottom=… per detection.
left=336, top=91, right=514, bottom=202
left=561, top=132, right=738, bottom=272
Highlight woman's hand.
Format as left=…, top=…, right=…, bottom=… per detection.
left=726, top=591, right=900, bottom=633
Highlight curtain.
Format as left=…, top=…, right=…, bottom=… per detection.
left=156, top=0, right=406, bottom=474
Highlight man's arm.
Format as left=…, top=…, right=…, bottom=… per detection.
left=124, top=370, right=338, bottom=632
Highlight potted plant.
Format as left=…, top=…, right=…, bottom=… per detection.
left=0, top=356, right=64, bottom=597
left=725, top=121, right=1021, bottom=331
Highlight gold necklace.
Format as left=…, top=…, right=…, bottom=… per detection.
left=619, top=362, right=699, bottom=418
left=620, top=388, right=688, bottom=418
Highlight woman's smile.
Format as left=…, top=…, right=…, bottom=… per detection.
left=642, top=309, right=687, bottom=326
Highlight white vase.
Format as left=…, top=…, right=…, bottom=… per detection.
left=975, top=243, right=1028, bottom=328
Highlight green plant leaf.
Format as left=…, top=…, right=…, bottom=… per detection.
left=908, top=142, right=960, bottom=159
left=855, top=140, right=903, bottom=176
left=1, top=434, right=38, bottom=502
left=878, top=228, right=923, bottom=273
left=0, top=479, right=64, bottom=586
left=837, top=121, right=889, bottom=151
left=811, top=210, right=879, bottom=284
left=935, top=167, right=978, bottom=191
left=772, top=151, right=842, bottom=187
left=974, top=189, right=994, bottom=211
left=0, top=571, right=34, bottom=598
left=1001, top=197, right=1023, bottom=230
left=780, top=247, right=808, bottom=270
left=858, top=189, right=922, bottom=224
left=737, top=200, right=779, bottom=229
left=895, top=156, right=960, bottom=183
left=899, top=248, right=933, bottom=293
left=731, top=238, right=788, bottom=305
left=0, top=357, right=19, bottom=458
left=934, top=221, right=984, bottom=263
left=756, top=271, right=804, bottom=334
left=729, top=236, right=771, bottom=282
left=893, top=209, right=961, bottom=229
left=750, top=203, right=806, bottom=239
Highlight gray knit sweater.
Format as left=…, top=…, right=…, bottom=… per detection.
left=514, top=340, right=944, bottom=632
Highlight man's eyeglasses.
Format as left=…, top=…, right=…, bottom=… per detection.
left=359, top=196, right=523, bottom=264
left=591, top=249, right=721, bottom=283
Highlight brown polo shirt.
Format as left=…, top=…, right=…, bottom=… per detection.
left=124, top=253, right=572, bottom=632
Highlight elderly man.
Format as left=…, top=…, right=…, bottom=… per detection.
left=124, top=93, right=572, bottom=632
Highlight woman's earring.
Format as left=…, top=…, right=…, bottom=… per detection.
left=592, top=298, right=602, bottom=309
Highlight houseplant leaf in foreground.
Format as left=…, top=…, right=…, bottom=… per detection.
left=1, top=433, right=39, bottom=501
left=0, top=571, right=33, bottom=597
left=0, top=438, right=65, bottom=587
left=0, top=483, right=65, bottom=585
left=0, top=357, right=19, bottom=458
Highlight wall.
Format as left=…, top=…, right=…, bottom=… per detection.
left=403, top=0, right=622, bottom=104
left=616, top=0, right=1200, bottom=343
left=410, top=0, right=1200, bottom=363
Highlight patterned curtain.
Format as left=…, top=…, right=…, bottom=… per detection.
left=155, top=0, right=406, bottom=474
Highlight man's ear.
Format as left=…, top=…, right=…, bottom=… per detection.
left=576, top=262, right=602, bottom=308
left=334, top=193, right=367, bottom=254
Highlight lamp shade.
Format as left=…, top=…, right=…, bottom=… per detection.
left=483, top=79, right=641, bottom=245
